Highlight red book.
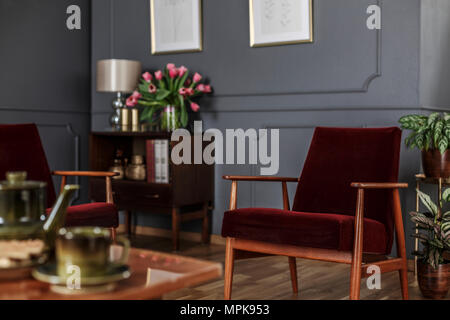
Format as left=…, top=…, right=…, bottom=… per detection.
left=146, top=140, right=155, bottom=183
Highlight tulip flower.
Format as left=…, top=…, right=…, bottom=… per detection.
left=148, top=83, right=157, bottom=93
left=190, top=102, right=200, bottom=112
left=142, top=72, right=153, bottom=83
left=196, top=84, right=206, bottom=92
left=196, top=84, right=211, bottom=93
left=193, top=72, right=202, bottom=83
left=155, top=70, right=163, bottom=81
left=178, top=66, right=188, bottom=77
left=185, top=88, right=195, bottom=96
left=169, top=68, right=179, bottom=79
left=131, top=91, right=142, bottom=99
left=179, top=87, right=187, bottom=96
left=126, top=96, right=138, bottom=107
left=167, top=63, right=176, bottom=70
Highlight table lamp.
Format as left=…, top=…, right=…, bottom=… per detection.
left=96, top=59, right=142, bottom=128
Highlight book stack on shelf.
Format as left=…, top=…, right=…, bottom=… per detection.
left=146, top=139, right=169, bottom=183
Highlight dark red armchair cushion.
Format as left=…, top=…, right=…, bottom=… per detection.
left=46, top=203, right=119, bottom=228
left=222, top=208, right=388, bottom=254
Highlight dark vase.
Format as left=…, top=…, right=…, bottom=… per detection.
left=421, top=149, right=450, bottom=178
left=417, top=261, right=450, bottom=299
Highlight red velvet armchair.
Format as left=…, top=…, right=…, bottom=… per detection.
left=221, top=127, right=409, bottom=300
left=0, top=124, right=119, bottom=237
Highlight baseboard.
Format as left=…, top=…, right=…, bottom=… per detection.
left=117, top=224, right=226, bottom=245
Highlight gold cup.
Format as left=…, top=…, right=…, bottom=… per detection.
left=55, top=227, right=130, bottom=279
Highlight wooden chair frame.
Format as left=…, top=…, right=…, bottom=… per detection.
left=223, top=175, right=409, bottom=300
left=53, top=171, right=118, bottom=240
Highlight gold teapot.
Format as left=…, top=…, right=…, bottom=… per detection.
left=125, top=155, right=146, bottom=181
left=0, top=171, right=78, bottom=247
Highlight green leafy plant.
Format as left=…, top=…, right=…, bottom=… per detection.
left=410, top=189, right=450, bottom=268
left=399, top=112, right=450, bottom=154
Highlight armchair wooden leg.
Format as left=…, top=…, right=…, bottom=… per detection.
left=224, top=237, right=235, bottom=300
left=393, top=189, right=409, bottom=300
left=398, top=268, right=409, bottom=300
left=201, top=202, right=210, bottom=244
left=349, top=188, right=364, bottom=300
left=288, top=257, right=298, bottom=294
left=349, top=256, right=362, bottom=300
left=172, top=207, right=180, bottom=251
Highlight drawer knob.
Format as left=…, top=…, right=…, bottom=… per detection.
left=145, top=194, right=160, bottom=199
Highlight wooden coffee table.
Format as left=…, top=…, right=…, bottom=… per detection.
left=0, top=248, right=222, bottom=300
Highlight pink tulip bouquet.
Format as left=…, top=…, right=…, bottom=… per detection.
left=126, top=63, right=212, bottom=130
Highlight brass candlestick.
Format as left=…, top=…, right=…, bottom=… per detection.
left=131, top=108, right=140, bottom=132
left=121, top=108, right=130, bottom=131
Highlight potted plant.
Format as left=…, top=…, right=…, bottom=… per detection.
left=399, top=112, right=450, bottom=178
left=411, top=189, right=450, bottom=299
left=125, top=63, right=212, bottom=131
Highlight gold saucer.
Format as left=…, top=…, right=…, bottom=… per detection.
left=32, top=262, right=131, bottom=294
left=50, top=283, right=116, bottom=295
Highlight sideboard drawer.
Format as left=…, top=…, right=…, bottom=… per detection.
left=89, top=178, right=173, bottom=209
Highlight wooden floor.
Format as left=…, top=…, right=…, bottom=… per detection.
left=130, top=234, right=447, bottom=300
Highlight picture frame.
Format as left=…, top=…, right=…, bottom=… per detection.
left=249, top=0, right=313, bottom=47
left=150, top=0, right=203, bottom=54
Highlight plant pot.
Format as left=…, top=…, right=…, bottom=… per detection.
left=417, top=261, right=450, bottom=299
left=160, top=106, right=181, bottom=132
left=421, top=149, right=450, bottom=178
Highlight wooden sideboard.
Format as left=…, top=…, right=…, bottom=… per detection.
left=89, top=131, right=214, bottom=250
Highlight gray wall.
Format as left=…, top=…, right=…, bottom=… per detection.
left=87, top=0, right=446, bottom=257
left=420, top=0, right=450, bottom=108
left=0, top=0, right=91, bottom=201
left=92, top=0, right=421, bottom=119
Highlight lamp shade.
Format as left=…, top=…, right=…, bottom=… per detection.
left=96, top=59, right=142, bottom=93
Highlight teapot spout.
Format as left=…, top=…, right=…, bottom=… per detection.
left=43, top=185, right=79, bottom=244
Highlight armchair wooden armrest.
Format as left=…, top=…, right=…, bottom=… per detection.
left=52, top=171, right=118, bottom=204
left=223, top=175, right=299, bottom=211
left=350, top=181, right=408, bottom=233
left=52, top=171, right=118, bottom=177
left=223, top=175, right=298, bottom=182
left=351, top=182, right=408, bottom=189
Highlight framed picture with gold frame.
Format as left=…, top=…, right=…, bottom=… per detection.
left=150, top=0, right=203, bottom=54
left=249, top=0, right=313, bottom=47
